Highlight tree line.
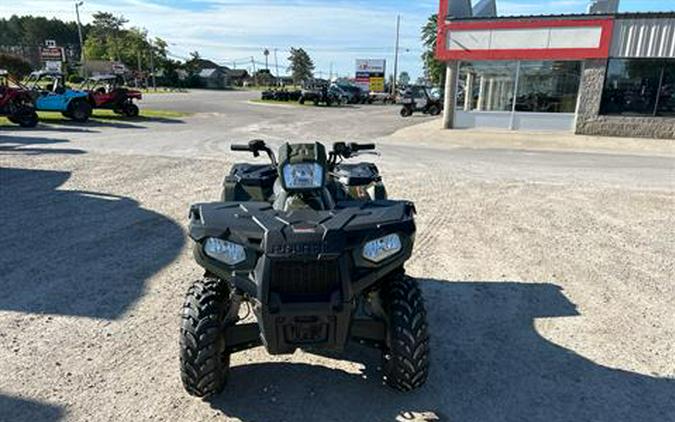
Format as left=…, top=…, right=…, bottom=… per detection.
left=1, top=12, right=441, bottom=88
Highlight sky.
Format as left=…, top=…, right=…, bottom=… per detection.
left=1, top=0, right=673, bottom=79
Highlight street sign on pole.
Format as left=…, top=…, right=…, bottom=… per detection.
left=355, top=59, right=386, bottom=93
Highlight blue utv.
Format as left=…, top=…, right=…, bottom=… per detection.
left=25, top=71, right=92, bottom=123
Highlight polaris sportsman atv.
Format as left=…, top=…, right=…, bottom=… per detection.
left=180, top=140, right=429, bottom=397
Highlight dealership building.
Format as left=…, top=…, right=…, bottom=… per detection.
left=437, top=0, right=675, bottom=139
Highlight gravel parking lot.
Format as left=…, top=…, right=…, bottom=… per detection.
left=1, top=90, right=673, bottom=422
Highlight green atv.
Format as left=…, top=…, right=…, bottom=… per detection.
left=180, top=140, right=429, bottom=397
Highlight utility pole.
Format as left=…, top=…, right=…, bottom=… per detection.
left=75, top=1, right=86, bottom=77
left=264, top=49, right=270, bottom=71
left=329, top=62, right=333, bottom=81
left=274, top=48, right=280, bottom=83
left=392, top=14, right=401, bottom=96
left=136, top=49, right=142, bottom=88
left=149, top=40, right=156, bottom=91
left=251, top=56, right=257, bottom=86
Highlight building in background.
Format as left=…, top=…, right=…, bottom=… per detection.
left=436, top=0, right=674, bottom=139
left=198, top=68, right=231, bottom=89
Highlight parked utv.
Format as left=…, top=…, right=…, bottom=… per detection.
left=0, top=70, right=38, bottom=128
left=180, top=140, right=429, bottom=398
left=25, top=71, right=92, bottom=122
left=82, top=74, right=142, bottom=117
left=299, top=83, right=344, bottom=106
left=400, top=85, right=442, bottom=117
left=334, top=83, right=368, bottom=104
left=369, top=91, right=397, bottom=105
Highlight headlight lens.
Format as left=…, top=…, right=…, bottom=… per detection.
left=283, top=163, right=323, bottom=189
left=203, top=237, right=246, bottom=265
left=362, top=234, right=402, bottom=263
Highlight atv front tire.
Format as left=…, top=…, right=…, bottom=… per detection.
left=382, top=271, right=430, bottom=391
left=68, top=100, right=92, bottom=123
left=16, top=111, right=39, bottom=128
left=180, top=277, right=232, bottom=398
left=400, top=106, right=413, bottom=118
left=428, top=104, right=441, bottom=116
left=123, top=103, right=140, bottom=117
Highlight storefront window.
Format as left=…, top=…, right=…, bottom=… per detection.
left=600, top=59, right=661, bottom=116
left=657, top=65, right=675, bottom=117
left=457, top=61, right=517, bottom=112
left=457, top=60, right=581, bottom=113
left=600, top=59, right=675, bottom=117
left=514, top=61, right=581, bottom=113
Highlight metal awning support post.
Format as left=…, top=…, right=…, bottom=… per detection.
left=509, top=61, right=521, bottom=131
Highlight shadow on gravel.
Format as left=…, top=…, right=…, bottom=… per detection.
left=0, top=167, right=184, bottom=320
left=36, top=115, right=186, bottom=129
left=35, top=117, right=146, bottom=130
left=0, top=125, right=98, bottom=133
left=0, top=394, right=63, bottom=422
left=0, top=135, right=85, bottom=155
left=208, top=280, right=675, bottom=422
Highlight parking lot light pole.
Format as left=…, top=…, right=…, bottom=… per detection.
left=75, top=1, right=86, bottom=77
left=392, top=14, right=400, bottom=96
left=149, top=39, right=156, bottom=91
left=274, top=48, right=280, bottom=84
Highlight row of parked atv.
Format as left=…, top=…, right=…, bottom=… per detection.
left=260, top=82, right=443, bottom=118
left=262, top=83, right=398, bottom=107
left=0, top=70, right=142, bottom=128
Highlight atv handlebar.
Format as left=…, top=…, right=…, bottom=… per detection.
left=230, top=144, right=251, bottom=152
left=231, top=139, right=277, bottom=166
left=353, top=143, right=375, bottom=151
left=332, top=142, right=376, bottom=158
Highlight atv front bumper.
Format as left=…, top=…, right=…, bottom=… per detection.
left=197, top=249, right=408, bottom=355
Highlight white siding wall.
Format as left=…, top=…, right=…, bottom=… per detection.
left=447, top=26, right=603, bottom=51
left=610, top=18, right=675, bottom=58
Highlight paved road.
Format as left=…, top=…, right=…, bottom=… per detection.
left=0, top=90, right=673, bottom=422
left=2, top=90, right=672, bottom=189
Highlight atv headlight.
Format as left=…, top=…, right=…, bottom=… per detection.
left=283, top=163, right=323, bottom=189
left=362, top=234, right=402, bottom=263
left=203, top=237, right=246, bottom=266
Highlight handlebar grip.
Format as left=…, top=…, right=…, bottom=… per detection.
left=230, top=144, right=251, bottom=152
left=355, top=143, right=375, bottom=151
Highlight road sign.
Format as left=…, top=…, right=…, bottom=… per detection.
left=355, top=59, right=386, bottom=93
left=40, top=47, right=65, bottom=62
left=44, top=61, right=63, bottom=72
left=112, top=63, right=127, bottom=75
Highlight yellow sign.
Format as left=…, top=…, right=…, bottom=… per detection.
left=370, top=77, right=385, bottom=92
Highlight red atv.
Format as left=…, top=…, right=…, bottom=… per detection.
left=0, top=70, right=38, bottom=128
left=82, top=75, right=142, bottom=117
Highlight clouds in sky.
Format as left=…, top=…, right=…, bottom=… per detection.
left=1, top=1, right=671, bottom=79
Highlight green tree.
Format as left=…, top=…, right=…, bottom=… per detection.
left=85, top=12, right=128, bottom=61
left=287, top=48, right=314, bottom=84
left=398, top=71, right=411, bottom=86
left=421, top=14, right=445, bottom=87
left=0, top=53, right=32, bottom=78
